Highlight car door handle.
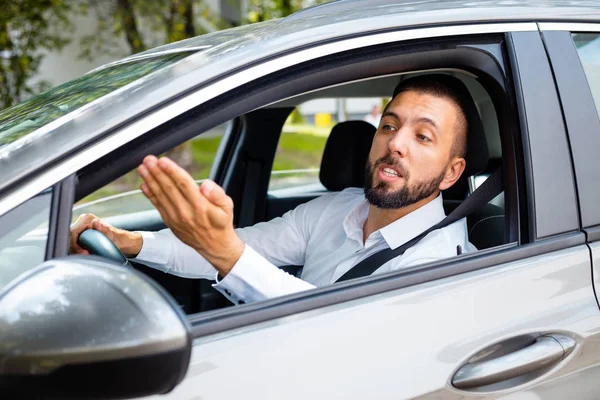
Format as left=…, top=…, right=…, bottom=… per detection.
left=452, top=334, right=576, bottom=389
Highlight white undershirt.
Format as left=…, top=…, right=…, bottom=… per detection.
left=134, top=188, right=476, bottom=304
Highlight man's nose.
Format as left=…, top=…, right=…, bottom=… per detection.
left=387, top=129, right=409, bottom=157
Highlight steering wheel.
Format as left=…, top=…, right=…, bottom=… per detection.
left=78, top=229, right=133, bottom=269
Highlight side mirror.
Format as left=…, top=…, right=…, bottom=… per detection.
left=0, top=256, right=191, bottom=399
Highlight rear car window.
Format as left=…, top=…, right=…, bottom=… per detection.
left=573, top=33, right=600, bottom=119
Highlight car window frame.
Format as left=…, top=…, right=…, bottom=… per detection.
left=539, top=23, right=600, bottom=242
left=10, top=22, right=580, bottom=339
left=92, top=29, right=528, bottom=328
left=184, top=29, right=580, bottom=333
left=46, top=175, right=77, bottom=259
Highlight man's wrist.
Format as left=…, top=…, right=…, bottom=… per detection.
left=201, top=235, right=245, bottom=277
left=121, top=231, right=143, bottom=258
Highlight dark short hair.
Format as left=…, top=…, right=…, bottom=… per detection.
left=388, top=74, right=469, bottom=159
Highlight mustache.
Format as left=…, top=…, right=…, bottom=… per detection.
left=373, top=153, right=409, bottom=177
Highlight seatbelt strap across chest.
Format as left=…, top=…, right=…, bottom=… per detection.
left=334, top=168, right=503, bottom=283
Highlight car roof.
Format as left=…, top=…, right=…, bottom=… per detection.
left=1, top=0, right=600, bottom=200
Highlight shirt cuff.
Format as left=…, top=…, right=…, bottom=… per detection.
left=212, top=245, right=314, bottom=304
left=132, top=231, right=172, bottom=265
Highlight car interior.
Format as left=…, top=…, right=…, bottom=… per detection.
left=67, top=70, right=506, bottom=315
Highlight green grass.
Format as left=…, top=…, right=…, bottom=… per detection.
left=78, top=130, right=326, bottom=204
left=189, top=136, right=223, bottom=178
left=273, top=131, right=327, bottom=171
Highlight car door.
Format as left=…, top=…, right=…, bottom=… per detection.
left=136, top=27, right=600, bottom=399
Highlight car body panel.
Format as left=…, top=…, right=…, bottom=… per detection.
left=148, top=246, right=600, bottom=399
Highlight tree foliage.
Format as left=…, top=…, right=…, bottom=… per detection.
left=79, top=0, right=228, bottom=60
left=0, top=0, right=331, bottom=110
left=247, top=0, right=330, bottom=23
left=0, top=0, right=80, bottom=109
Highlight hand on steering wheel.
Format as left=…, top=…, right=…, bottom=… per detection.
left=71, top=213, right=141, bottom=268
left=77, top=229, right=133, bottom=269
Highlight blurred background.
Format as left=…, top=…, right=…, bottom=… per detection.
left=0, top=0, right=339, bottom=109
left=1, top=0, right=390, bottom=218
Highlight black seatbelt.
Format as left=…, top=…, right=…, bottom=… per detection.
left=335, top=168, right=503, bottom=283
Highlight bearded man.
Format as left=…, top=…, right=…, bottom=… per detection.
left=70, top=74, right=476, bottom=305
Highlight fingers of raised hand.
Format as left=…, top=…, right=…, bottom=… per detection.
left=157, top=157, right=203, bottom=200
left=140, top=156, right=174, bottom=198
left=139, top=155, right=205, bottom=222
left=200, top=180, right=233, bottom=211
left=138, top=156, right=179, bottom=218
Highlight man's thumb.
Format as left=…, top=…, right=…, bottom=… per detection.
left=201, top=180, right=233, bottom=210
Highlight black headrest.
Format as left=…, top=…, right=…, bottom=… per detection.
left=392, top=74, right=489, bottom=177
left=319, top=121, right=376, bottom=191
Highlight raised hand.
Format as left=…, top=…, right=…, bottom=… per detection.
left=138, top=155, right=245, bottom=276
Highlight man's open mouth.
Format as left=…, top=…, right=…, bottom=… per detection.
left=377, top=164, right=404, bottom=183
left=381, top=167, right=400, bottom=177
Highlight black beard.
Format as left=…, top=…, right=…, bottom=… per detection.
left=364, top=154, right=445, bottom=209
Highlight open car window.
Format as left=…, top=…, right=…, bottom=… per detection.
left=73, top=122, right=231, bottom=220
left=269, top=97, right=389, bottom=192
left=69, top=69, right=506, bottom=316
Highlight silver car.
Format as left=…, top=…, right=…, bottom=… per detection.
left=2, top=0, right=600, bottom=398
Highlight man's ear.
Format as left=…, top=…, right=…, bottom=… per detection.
left=438, top=157, right=466, bottom=191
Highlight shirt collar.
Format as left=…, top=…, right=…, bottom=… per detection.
left=380, top=194, right=446, bottom=249
left=343, top=199, right=370, bottom=244
left=343, top=193, right=447, bottom=250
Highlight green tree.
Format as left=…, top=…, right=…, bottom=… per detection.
left=79, top=0, right=227, bottom=60
left=0, top=0, right=79, bottom=109
left=247, top=0, right=330, bottom=23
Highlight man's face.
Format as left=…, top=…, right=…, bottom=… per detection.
left=364, top=90, right=463, bottom=209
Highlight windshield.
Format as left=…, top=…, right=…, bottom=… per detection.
left=0, top=52, right=193, bottom=150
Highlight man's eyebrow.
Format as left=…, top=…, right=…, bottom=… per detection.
left=382, top=111, right=400, bottom=120
left=415, top=117, right=440, bottom=131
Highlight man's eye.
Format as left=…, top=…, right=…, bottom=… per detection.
left=382, top=125, right=395, bottom=131
left=417, top=133, right=431, bottom=142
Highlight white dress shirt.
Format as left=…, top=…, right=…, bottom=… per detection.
left=134, top=188, right=476, bottom=304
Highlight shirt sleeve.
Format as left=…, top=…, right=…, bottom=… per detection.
left=211, top=245, right=316, bottom=304
left=133, top=230, right=217, bottom=279
left=132, top=192, right=338, bottom=301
